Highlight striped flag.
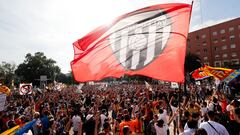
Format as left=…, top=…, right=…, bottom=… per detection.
left=71, top=3, right=192, bottom=82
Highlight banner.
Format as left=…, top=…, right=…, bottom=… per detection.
left=53, top=82, right=65, bottom=91
left=205, top=66, right=234, bottom=81
left=145, top=81, right=153, bottom=91
left=171, top=82, right=179, bottom=89
left=192, top=65, right=234, bottom=81
left=191, top=66, right=212, bottom=80
left=19, top=83, right=32, bottom=95
left=223, top=69, right=240, bottom=83
left=71, top=3, right=192, bottom=82
left=0, top=125, right=20, bottom=135
left=15, top=120, right=36, bottom=135
left=0, top=94, right=6, bottom=111
left=0, top=85, right=11, bottom=96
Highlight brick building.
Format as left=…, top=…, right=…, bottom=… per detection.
left=187, top=17, right=240, bottom=68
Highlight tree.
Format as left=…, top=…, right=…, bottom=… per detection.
left=56, top=72, right=77, bottom=85
left=0, top=62, right=16, bottom=86
left=15, top=52, right=61, bottom=85
left=183, top=52, right=202, bottom=94
left=184, top=52, right=202, bottom=73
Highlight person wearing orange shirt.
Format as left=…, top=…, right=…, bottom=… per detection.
left=131, top=112, right=143, bottom=134
left=119, top=115, right=134, bottom=135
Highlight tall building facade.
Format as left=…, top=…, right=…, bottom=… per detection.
left=187, top=18, right=240, bottom=68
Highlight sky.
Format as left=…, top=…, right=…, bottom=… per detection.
left=0, top=0, right=239, bottom=73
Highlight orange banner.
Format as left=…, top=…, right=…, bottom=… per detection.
left=192, top=65, right=234, bottom=81
left=205, top=66, right=234, bottom=80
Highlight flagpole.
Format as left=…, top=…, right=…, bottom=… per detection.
left=184, top=0, right=194, bottom=95
left=178, top=83, right=182, bottom=130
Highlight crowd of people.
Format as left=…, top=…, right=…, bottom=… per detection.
left=0, top=81, right=240, bottom=135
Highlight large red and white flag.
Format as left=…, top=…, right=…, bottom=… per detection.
left=71, top=3, right=192, bottom=82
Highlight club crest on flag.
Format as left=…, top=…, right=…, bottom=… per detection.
left=19, top=83, right=32, bottom=95
left=108, top=9, right=171, bottom=70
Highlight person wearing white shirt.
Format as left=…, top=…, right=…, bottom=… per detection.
left=180, top=120, right=198, bottom=135
left=100, top=109, right=107, bottom=129
left=158, top=108, right=167, bottom=124
left=200, top=102, right=208, bottom=116
left=208, top=97, right=219, bottom=111
left=199, top=111, right=229, bottom=135
left=72, top=112, right=81, bottom=135
left=158, top=108, right=169, bottom=134
left=154, top=119, right=167, bottom=135
left=23, top=130, right=33, bottom=135
left=184, top=112, right=200, bottom=131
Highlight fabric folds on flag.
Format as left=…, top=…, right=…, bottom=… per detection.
left=223, top=69, right=240, bottom=83
left=71, top=3, right=192, bottom=82
left=191, top=66, right=211, bottom=80
left=205, top=66, right=235, bottom=80
left=192, top=65, right=235, bottom=81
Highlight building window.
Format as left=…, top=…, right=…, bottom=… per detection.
left=223, top=60, right=229, bottom=66
left=231, top=59, right=239, bottom=65
left=202, top=34, right=206, bottom=38
left=196, top=35, right=200, bottom=40
left=213, top=31, right=217, bottom=36
left=230, top=44, right=236, bottom=49
left=220, top=29, right=225, bottom=34
left=221, top=37, right=226, bottom=42
left=202, top=41, right=207, bottom=46
left=214, top=61, right=221, bottom=67
left=230, top=35, right=235, bottom=42
left=229, top=27, right=234, bottom=32
left=214, top=47, right=218, bottom=51
left=222, top=54, right=228, bottom=58
left=222, top=45, right=227, bottom=50
left=203, top=57, right=208, bottom=60
left=215, top=55, right=220, bottom=58
left=232, top=52, right=237, bottom=57
left=203, top=49, right=207, bottom=53
left=238, top=25, right=240, bottom=30
left=196, top=50, right=200, bottom=55
left=213, top=39, right=218, bottom=43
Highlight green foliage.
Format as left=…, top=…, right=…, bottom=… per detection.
left=15, top=52, right=61, bottom=84
left=0, top=62, right=16, bottom=86
left=184, top=52, right=202, bottom=73
left=56, top=72, right=77, bottom=85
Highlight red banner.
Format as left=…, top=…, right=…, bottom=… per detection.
left=71, top=3, right=192, bottom=82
